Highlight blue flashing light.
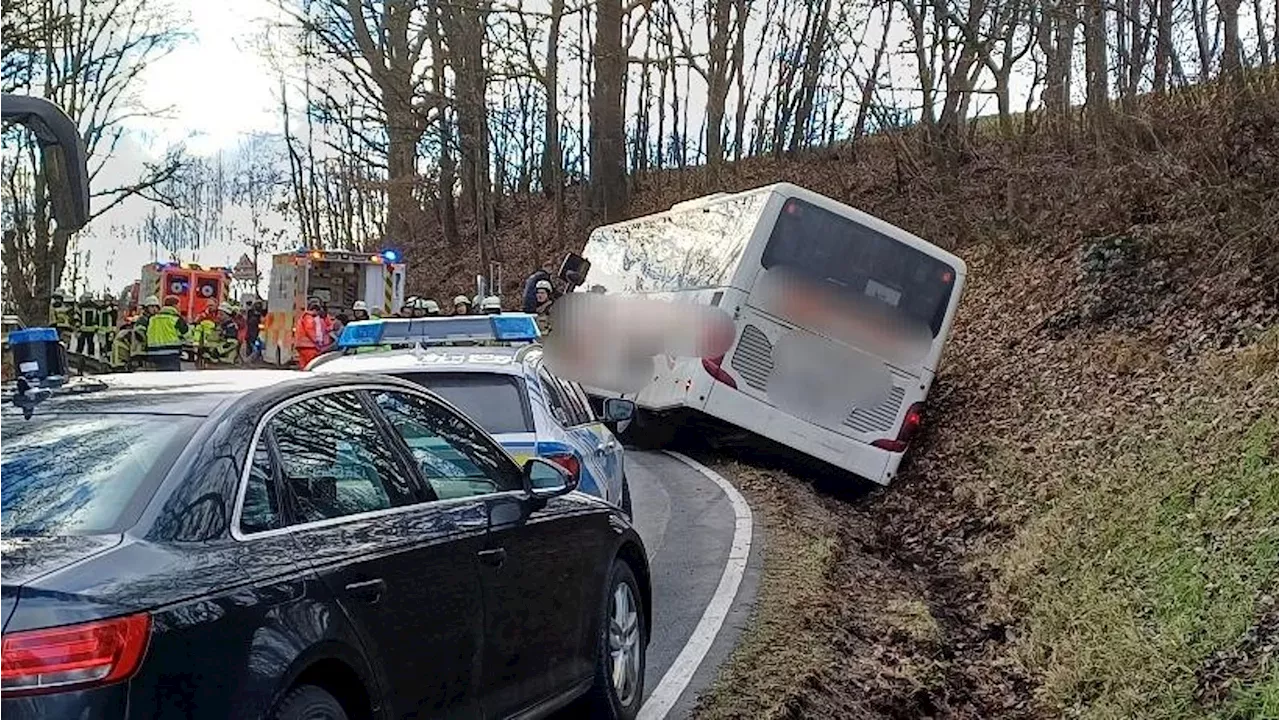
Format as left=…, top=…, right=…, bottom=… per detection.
left=381, top=249, right=400, bottom=263
left=337, top=320, right=385, bottom=348
left=9, top=328, right=59, bottom=345
left=491, top=314, right=540, bottom=342
left=335, top=313, right=541, bottom=350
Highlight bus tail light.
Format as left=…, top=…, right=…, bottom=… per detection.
left=872, top=402, right=923, bottom=453
left=1, top=613, right=151, bottom=695
left=545, top=452, right=581, bottom=482
left=701, top=355, right=737, bottom=389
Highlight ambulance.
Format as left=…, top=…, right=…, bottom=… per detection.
left=262, top=248, right=407, bottom=366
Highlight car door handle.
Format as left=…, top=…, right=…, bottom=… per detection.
left=343, top=578, right=385, bottom=603
left=477, top=548, right=506, bottom=568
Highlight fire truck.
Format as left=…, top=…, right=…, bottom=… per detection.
left=128, top=261, right=234, bottom=321
left=263, top=249, right=407, bottom=366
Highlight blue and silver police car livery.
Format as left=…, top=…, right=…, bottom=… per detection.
left=309, top=315, right=633, bottom=514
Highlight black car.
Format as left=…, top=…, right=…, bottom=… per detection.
left=0, top=370, right=651, bottom=720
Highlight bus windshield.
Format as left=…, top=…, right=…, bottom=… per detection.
left=762, top=198, right=957, bottom=337
left=583, top=189, right=771, bottom=293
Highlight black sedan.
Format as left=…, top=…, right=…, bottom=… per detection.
left=0, top=371, right=651, bottom=720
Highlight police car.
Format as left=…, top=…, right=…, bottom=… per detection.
left=309, top=314, right=638, bottom=516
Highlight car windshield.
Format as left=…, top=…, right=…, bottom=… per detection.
left=1, top=414, right=198, bottom=536
left=396, top=372, right=532, bottom=435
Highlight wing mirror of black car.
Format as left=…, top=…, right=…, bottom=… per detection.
left=601, top=398, right=635, bottom=428
left=1, top=95, right=90, bottom=233
left=558, top=252, right=591, bottom=289
left=523, top=457, right=578, bottom=501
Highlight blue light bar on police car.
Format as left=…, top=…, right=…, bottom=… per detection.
left=337, top=313, right=541, bottom=349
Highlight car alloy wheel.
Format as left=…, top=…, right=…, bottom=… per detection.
left=608, top=580, right=642, bottom=706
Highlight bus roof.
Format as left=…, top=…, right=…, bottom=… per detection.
left=592, top=183, right=967, bottom=277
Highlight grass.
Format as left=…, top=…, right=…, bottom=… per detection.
left=992, top=334, right=1279, bottom=719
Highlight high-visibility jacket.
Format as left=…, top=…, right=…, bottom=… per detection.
left=50, top=303, right=73, bottom=330
left=77, top=303, right=100, bottom=332
left=146, top=307, right=185, bottom=353
left=293, top=311, right=334, bottom=350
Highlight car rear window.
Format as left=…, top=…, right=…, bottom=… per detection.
left=395, top=373, right=533, bottom=435
left=1, top=414, right=198, bottom=536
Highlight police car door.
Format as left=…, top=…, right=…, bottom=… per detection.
left=535, top=365, right=621, bottom=504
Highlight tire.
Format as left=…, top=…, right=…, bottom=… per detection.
left=587, top=560, right=647, bottom=720
left=620, top=475, right=634, bottom=519
left=620, top=409, right=676, bottom=450
left=270, top=685, right=348, bottom=720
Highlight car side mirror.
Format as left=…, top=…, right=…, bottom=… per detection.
left=523, top=457, right=578, bottom=499
left=557, top=252, right=591, bottom=289
left=601, top=398, right=635, bottom=425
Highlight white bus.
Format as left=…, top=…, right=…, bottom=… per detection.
left=568, top=183, right=967, bottom=485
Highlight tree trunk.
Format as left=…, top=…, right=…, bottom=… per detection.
left=541, top=0, right=564, bottom=197
left=1084, top=0, right=1111, bottom=138
left=589, top=0, right=628, bottom=221
left=705, top=0, right=733, bottom=171
left=1218, top=0, right=1242, bottom=73
left=427, top=0, right=459, bottom=245
left=1154, top=0, right=1173, bottom=90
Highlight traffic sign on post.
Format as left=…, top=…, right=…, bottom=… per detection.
left=232, top=254, right=257, bottom=281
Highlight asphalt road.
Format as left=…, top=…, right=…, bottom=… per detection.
left=555, top=450, right=762, bottom=720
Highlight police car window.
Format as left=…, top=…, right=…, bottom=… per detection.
left=240, top=438, right=282, bottom=534
left=537, top=367, right=571, bottom=426
left=565, top=381, right=597, bottom=422
left=553, top=376, right=591, bottom=426
left=372, top=390, right=523, bottom=499
left=269, top=391, right=422, bottom=524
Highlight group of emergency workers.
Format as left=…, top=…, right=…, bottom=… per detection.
left=48, top=288, right=268, bottom=372
left=42, top=267, right=564, bottom=373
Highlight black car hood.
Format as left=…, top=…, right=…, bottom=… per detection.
left=1, top=534, right=122, bottom=631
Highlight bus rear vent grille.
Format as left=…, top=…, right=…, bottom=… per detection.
left=731, top=323, right=907, bottom=436
left=729, top=325, right=773, bottom=391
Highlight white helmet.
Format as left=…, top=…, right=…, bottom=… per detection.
left=453, top=295, right=470, bottom=307
left=481, top=296, right=502, bottom=313
left=142, top=295, right=161, bottom=307
left=423, top=299, right=440, bottom=314
left=80, top=292, right=94, bottom=303
left=52, top=288, right=67, bottom=299
left=352, top=300, right=368, bottom=312
left=535, top=279, right=553, bottom=292
left=218, top=302, right=234, bottom=314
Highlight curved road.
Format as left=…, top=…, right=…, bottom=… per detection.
left=556, top=451, right=762, bottom=719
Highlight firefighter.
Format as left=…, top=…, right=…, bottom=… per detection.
left=423, top=299, right=441, bottom=317
left=401, top=296, right=420, bottom=318
left=75, top=292, right=100, bottom=358
left=293, top=296, right=334, bottom=368
left=49, top=288, right=74, bottom=345
left=209, top=302, right=241, bottom=365
left=137, top=296, right=188, bottom=371
left=351, top=300, right=371, bottom=322
left=481, top=296, right=502, bottom=315
left=111, top=305, right=136, bottom=372
left=452, top=295, right=472, bottom=316
left=98, top=295, right=118, bottom=362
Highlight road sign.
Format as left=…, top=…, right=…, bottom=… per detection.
left=232, top=254, right=257, bottom=281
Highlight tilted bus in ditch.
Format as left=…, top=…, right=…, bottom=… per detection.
left=565, top=182, right=967, bottom=485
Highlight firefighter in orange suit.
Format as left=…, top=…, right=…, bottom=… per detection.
left=293, top=296, right=334, bottom=369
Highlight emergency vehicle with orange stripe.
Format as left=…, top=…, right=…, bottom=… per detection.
left=262, top=249, right=407, bottom=366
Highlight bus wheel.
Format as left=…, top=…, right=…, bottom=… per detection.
left=621, top=410, right=676, bottom=450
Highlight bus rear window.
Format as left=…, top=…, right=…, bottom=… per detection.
left=762, top=199, right=956, bottom=337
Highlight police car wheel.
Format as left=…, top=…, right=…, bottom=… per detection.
left=620, top=475, right=633, bottom=519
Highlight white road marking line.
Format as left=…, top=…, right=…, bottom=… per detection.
left=638, top=451, right=754, bottom=720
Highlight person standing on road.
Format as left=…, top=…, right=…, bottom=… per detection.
left=49, top=289, right=74, bottom=345
left=75, top=292, right=100, bottom=358
left=351, top=300, right=371, bottom=322
left=138, top=296, right=187, bottom=371
left=293, top=296, right=333, bottom=369
left=244, top=300, right=264, bottom=363
left=533, top=280, right=555, bottom=335
left=423, top=299, right=441, bottom=317
left=481, top=296, right=503, bottom=315
left=452, top=295, right=473, bottom=316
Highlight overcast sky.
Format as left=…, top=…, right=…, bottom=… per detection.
left=76, top=0, right=282, bottom=295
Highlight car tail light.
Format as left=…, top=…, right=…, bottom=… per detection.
left=871, top=402, right=923, bottom=453
left=1, top=613, right=151, bottom=695
left=701, top=355, right=737, bottom=389
left=545, top=453, right=581, bottom=482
